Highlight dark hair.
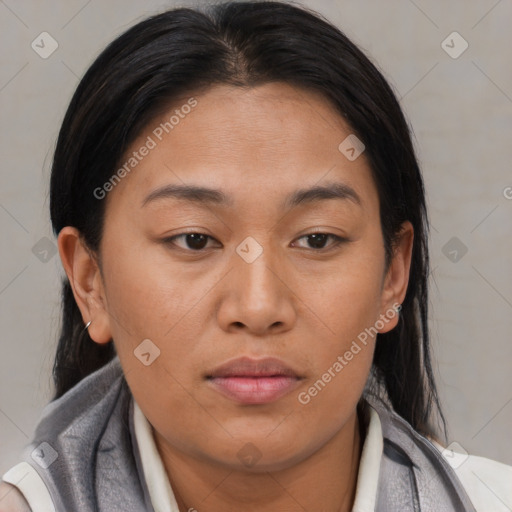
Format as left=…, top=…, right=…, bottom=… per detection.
left=50, top=0, right=446, bottom=441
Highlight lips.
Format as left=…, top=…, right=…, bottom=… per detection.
left=206, top=356, right=302, bottom=404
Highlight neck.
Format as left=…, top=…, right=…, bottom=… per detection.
left=154, top=404, right=366, bottom=512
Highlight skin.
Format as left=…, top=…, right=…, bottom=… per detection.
left=58, top=82, right=413, bottom=512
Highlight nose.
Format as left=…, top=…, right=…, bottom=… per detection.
left=216, top=243, right=297, bottom=336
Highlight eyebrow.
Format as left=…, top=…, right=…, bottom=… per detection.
left=285, top=181, right=361, bottom=209
left=141, top=181, right=362, bottom=209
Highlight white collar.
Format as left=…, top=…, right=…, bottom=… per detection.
left=133, top=400, right=383, bottom=512
left=352, top=405, right=383, bottom=511
left=133, top=401, right=181, bottom=512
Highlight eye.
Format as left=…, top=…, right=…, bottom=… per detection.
left=163, top=231, right=347, bottom=253
left=291, top=232, right=346, bottom=250
left=163, top=232, right=219, bottom=251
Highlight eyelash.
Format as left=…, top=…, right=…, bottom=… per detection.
left=162, top=231, right=347, bottom=253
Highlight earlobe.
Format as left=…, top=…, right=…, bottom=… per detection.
left=57, top=227, right=112, bottom=344
left=378, top=221, right=414, bottom=333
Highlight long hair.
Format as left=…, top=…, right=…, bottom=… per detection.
left=49, top=0, right=446, bottom=441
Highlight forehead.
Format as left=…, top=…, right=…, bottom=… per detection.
left=106, top=82, right=378, bottom=215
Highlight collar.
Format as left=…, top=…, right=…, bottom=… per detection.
left=133, top=398, right=384, bottom=511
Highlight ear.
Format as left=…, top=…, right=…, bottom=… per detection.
left=57, top=227, right=112, bottom=344
left=377, top=220, right=414, bottom=333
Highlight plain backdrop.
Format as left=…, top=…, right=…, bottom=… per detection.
left=1, top=0, right=511, bottom=476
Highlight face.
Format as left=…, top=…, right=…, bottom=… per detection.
left=61, top=82, right=412, bottom=472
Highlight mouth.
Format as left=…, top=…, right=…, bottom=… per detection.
left=205, top=356, right=303, bottom=405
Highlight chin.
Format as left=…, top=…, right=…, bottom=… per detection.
left=202, top=433, right=316, bottom=473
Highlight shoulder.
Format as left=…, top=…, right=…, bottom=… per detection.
left=432, top=440, right=512, bottom=512
left=0, top=481, right=32, bottom=512
left=366, top=396, right=512, bottom=510
left=1, top=462, right=56, bottom=512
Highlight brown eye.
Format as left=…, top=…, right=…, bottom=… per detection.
left=292, top=233, right=346, bottom=250
left=164, top=233, right=217, bottom=251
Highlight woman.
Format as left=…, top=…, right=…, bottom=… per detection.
left=1, top=1, right=511, bottom=511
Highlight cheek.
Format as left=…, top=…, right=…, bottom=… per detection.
left=304, top=277, right=379, bottom=397
left=99, top=229, right=220, bottom=405
left=100, top=230, right=200, bottom=337
left=292, top=343, right=373, bottom=458
left=293, top=268, right=381, bottom=429
left=295, top=247, right=384, bottom=401
left=306, top=250, right=384, bottom=342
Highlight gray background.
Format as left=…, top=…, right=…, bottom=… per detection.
left=1, top=0, right=511, bottom=476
